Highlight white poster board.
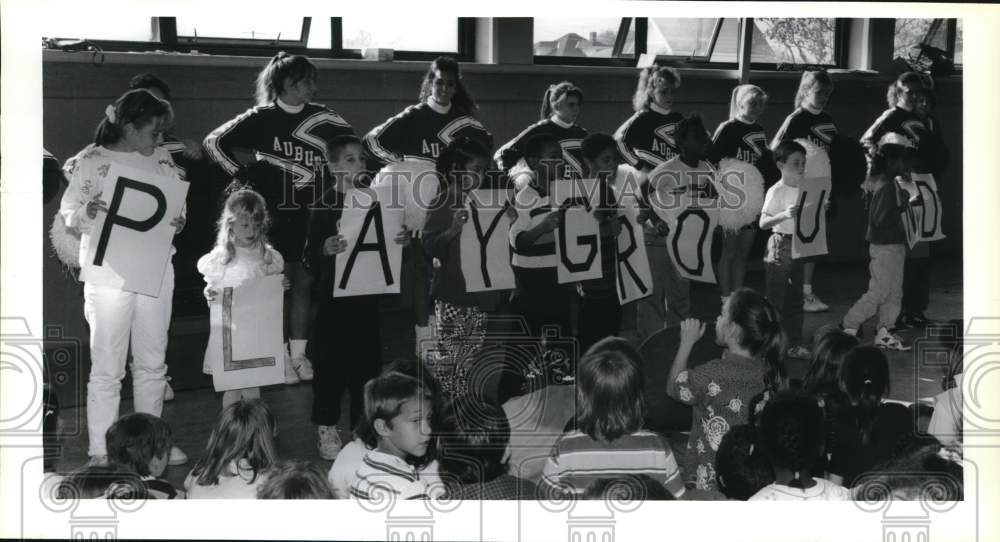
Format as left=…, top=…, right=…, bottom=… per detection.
left=206, top=276, right=285, bottom=392
left=666, top=196, right=718, bottom=284
left=461, top=189, right=515, bottom=292
left=792, top=175, right=832, bottom=259
left=82, top=163, right=188, bottom=296
left=615, top=193, right=653, bottom=304
left=553, top=178, right=602, bottom=284
left=911, top=173, right=946, bottom=241
left=334, top=185, right=405, bottom=297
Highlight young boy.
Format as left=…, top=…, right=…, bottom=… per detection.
left=760, top=140, right=813, bottom=359
left=349, top=372, right=436, bottom=500
left=105, top=413, right=183, bottom=499
left=257, top=460, right=335, bottom=499
left=305, top=135, right=411, bottom=461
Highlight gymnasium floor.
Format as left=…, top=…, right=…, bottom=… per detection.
left=45, top=258, right=962, bottom=489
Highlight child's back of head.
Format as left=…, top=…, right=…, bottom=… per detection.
left=58, top=465, right=147, bottom=500
left=106, top=413, right=173, bottom=477
left=758, top=392, right=825, bottom=489
left=257, top=460, right=334, bottom=499
left=715, top=424, right=774, bottom=500
left=720, top=288, right=788, bottom=392
left=839, top=346, right=891, bottom=447
left=576, top=337, right=645, bottom=442
left=803, top=325, right=860, bottom=395
left=438, top=399, right=511, bottom=489
left=853, top=443, right=963, bottom=501
left=191, top=398, right=278, bottom=487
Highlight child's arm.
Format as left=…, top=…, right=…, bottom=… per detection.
left=759, top=204, right=798, bottom=230
left=59, top=151, right=106, bottom=232
left=362, top=108, right=413, bottom=167
left=421, top=192, right=462, bottom=259
left=203, top=108, right=263, bottom=177
left=513, top=211, right=561, bottom=252
left=666, top=318, right=706, bottom=401
left=660, top=444, right=687, bottom=499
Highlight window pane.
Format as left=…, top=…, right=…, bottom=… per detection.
left=954, top=19, right=963, bottom=64
left=176, top=17, right=304, bottom=41
left=44, top=16, right=156, bottom=41
left=342, top=17, right=457, bottom=52
left=751, top=18, right=836, bottom=65
left=534, top=18, right=635, bottom=59
left=709, top=18, right=741, bottom=63
left=307, top=18, right=332, bottom=49
left=647, top=18, right=735, bottom=60
left=894, top=18, right=935, bottom=59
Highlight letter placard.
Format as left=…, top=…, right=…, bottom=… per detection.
left=82, top=163, right=188, bottom=296
left=911, top=173, right=945, bottom=241
left=553, top=178, right=602, bottom=284
left=616, top=193, right=653, bottom=304
left=461, top=189, right=515, bottom=292
left=334, top=185, right=405, bottom=297
left=666, top=196, right=718, bottom=284
left=206, top=276, right=285, bottom=392
left=792, top=175, right=831, bottom=259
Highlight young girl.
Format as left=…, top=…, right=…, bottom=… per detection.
left=59, top=89, right=187, bottom=467
left=841, top=134, right=919, bottom=350
left=541, top=337, right=686, bottom=499
left=751, top=392, right=851, bottom=500
left=860, top=72, right=927, bottom=177
left=204, top=52, right=357, bottom=383
left=198, top=188, right=288, bottom=405
left=827, top=347, right=913, bottom=487
left=495, top=81, right=588, bottom=179
left=771, top=70, right=837, bottom=314
left=668, top=288, right=787, bottom=491
left=576, top=133, right=623, bottom=354
left=185, top=399, right=278, bottom=499
left=615, top=63, right=684, bottom=171
left=421, top=137, right=502, bottom=399
left=304, top=135, right=411, bottom=460
left=710, top=85, right=775, bottom=303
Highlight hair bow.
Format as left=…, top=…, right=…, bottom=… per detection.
left=104, top=104, right=117, bottom=124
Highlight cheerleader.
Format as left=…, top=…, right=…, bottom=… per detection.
left=362, top=56, right=493, bottom=357
left=59, top=89, right=187, bottom=466
left=771, top=71, right=837, bottom=313
left=614, top=63, right=684, bottom=171
left=204, top=52, right=356, bottom=383
left=495, top=81, right=588, bottom=179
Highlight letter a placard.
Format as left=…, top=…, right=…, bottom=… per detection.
left=82, top=163, right=188, bottom=296
left=461, top=189, right=515, bottom=292
left=334, top=185, right=405, bottom=297
left=554, top=178, right=602, bottom=284
left=791, top=176, right=831, bottom=259
left=206, top=276, right=285, bottom=391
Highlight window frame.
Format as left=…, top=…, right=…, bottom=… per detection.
left=747, top=17, right=849, bottom=71
left=645, top=17, right=739, bottom=69
left=331, top=17, right=475, bottom=62
left=533, top=17, right=647, bottom=68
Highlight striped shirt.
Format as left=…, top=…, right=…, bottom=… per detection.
left=349, top=450, right=434, bottom=500
left=508, top=182, right=557, bottom=269
left=540, top=430, right=686, bottom=499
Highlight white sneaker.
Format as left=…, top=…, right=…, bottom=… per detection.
left=284, top=346, right=300, bottom=385
left=88, top=454, right=109, bottom=467
left=803, top=293, right=830, bottom=313
left=292, top=355, right=314, bottom=381
left=167, top=446, right=188, bottom=466
left=875, top=327, right=911, bottom=351
left=164, top=376, right=175, bottom=402
left=317, top=425, right=342, bottom=461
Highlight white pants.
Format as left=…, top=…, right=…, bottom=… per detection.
left=83, top=265, right=174, bottom=456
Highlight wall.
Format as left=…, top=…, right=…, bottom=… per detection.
left=42, top=52, right=964, bottom=339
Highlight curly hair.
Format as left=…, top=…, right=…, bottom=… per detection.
left=632, top=64, right=681, bottom=112
left=758, top=392, right=825, bottom=489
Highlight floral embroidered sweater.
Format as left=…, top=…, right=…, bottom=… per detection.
left=669, top=351, right=768, bottom=491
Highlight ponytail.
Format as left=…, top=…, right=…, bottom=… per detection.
left=94, top=89, right=173, bottom=147
left=540, top=81, right=583, bottom=121
left=255, top=52, right=318, bottom=106
left=840, top=346, right=890, bottom=448
left=727, top=288, right=788, bottom=392
left=729, top=84, right=767, bottom=120
left=758, top=392, right=824, bottom=491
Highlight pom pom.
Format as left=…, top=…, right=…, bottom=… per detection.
left=795, top=138, right=832, bottom=180
left=49, top=213, right=81, bottom=269
left=372, top=159, right=441, bottom=231
left=830, top=134, right=867, bottom=196
left=715, top=158, right=765, bottom=231
left=508, top=158, right=536, bottom=193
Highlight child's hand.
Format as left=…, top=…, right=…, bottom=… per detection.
left=433, top=257, right=442, bottom=269
left=541, top=210, right=562, bottom=232
left=394, top=226, right=412, bottom=245
left=281, top=274, right=291, bottom=291
left=860, top=177, right=876, bottom=195
left=323, top=235, right=347, bottom=256
left=203, top=286, right=219, bottom=303
left=678, top=318, right=705, bottom=348
left=784, top=204, right=800, bottom=219
left=85, top=198, right=108, bottom=219
left=451, top=209, right=470, bottom=232
left=170, top=214, right=186, bottom=232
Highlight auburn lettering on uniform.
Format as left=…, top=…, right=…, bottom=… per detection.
left=615, top=109, right=684, bottom=171
left=771, top=108, right=839, bottom=153
left=495, top=119, right=589, bottom=179
left=364, top=103, right=493, bottom=166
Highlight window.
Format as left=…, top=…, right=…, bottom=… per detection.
left=892, top=18, right=961, bottom=71
left=175, top=17, right=307, bottom=45
left=341, top=16, right=458, bottom=53
left=534, top=18, right=637, bottom=63
left=44, top=16, right=159, bottom=42
left=751, top=18, right=839, bottom=66
left=646, top=18, right=739, bottom=64
left=954, top=19, right=963, bottom=65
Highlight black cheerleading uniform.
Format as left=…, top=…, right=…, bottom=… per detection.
left=494, top=118, right=589, bottom=179
left=363, top=101, right=494, bottom=166
left=710, top=118, right=780, bottom=187
left=771, top=107, right=838, bottom=154
left=614, top=105, right=685, bottom=171
left=860, top=107, right=928, bottom=170
left=204, top=101, right=355, bottom=261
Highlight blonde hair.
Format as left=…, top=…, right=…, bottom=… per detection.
left=729, top=84, right=768, bottom=120
left=210, top=188, right=273, bottom=267
left=540, top=81, right=583, bottom=120
left=793, top=71, right=833, bottom=109
left=632, top=64, right=681, bottom=112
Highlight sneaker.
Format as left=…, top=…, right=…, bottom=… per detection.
left=164, top=376, right=175, bottom=402
left=875, top=327, right=911, bottom=351
left=908, top=313, right=930, bottom=327
left=292, top=355, right=314, bottom=381
left=318, top=425, right=342, bottom=461
left=284, top=346, right=300, bottom=385
left=803, top=293, right=830, bottom=313
left=88, top=455, right=109, bottom=467
left=787, top=345, right=813, bottom=360
left=168, top=446, right=188, bottom=466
